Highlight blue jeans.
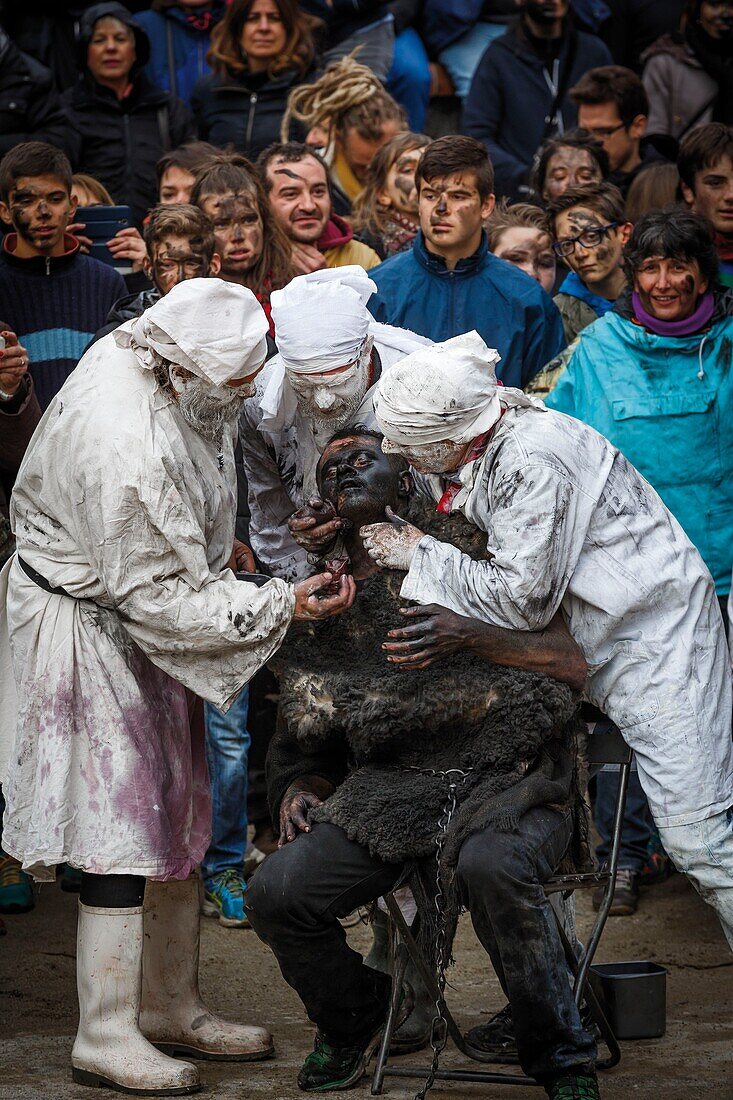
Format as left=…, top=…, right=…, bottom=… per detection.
left=202, top=687, right=250, bottom=886
left=387, top=28, right=431, bottom=132
left=438, top=21, right=507, bottom=100
left=594, top=766, right=653, bottom=875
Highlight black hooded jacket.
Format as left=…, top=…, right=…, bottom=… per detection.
left=61, top=2, right=194, bottom=226
left=191, top=64, right=313, bottom=162
left=0, top=27, right=75, bottom=157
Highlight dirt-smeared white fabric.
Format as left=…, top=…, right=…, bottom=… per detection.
left=270, top=267, right=377, bottom=375
left=241, top=325, right=431, bottom=581
left=401, top=405, right=733, bottom=829
left=374, top=331, right=506, bottom=446
left=0, top=333, right=295, bottom=879
left=115, top=277, right=269, bottom=386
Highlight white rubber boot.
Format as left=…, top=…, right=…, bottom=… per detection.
left=71, top=903, right=200, bottom=1095
left=139, top=877, right=274, bottom=1061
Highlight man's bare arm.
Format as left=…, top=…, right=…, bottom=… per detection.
left=383, top=605, right=588, bottom=690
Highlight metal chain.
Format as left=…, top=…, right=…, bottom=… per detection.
left=404, top=766, right=473, bottom=1100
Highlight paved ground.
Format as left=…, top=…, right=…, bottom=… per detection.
left=1, top=871, right=732, bottom=1099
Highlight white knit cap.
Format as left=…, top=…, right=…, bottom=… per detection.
left=116, top=278, right=269, bottom=385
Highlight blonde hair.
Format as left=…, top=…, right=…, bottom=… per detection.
left=281, top=54, right=405, bottom=145
left=485, top=200, right=551, bottom=251
left=72, top=172, right=114, bottom=206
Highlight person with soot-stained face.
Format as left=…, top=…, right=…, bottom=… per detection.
left=368, top=136, right=565, bottom=391
left=546, top=181, right=631, bottom=346
left=532, top=128, right=610, bottom=205
left=191, top=151, right=293, bottom=330
left=0, top=142, right=126, bottom=412
left=486, top=200, right=557, bottom=296
left=350, top=132, right=432, bottom=260
left=246, top=425, right=595, bottom=1098
left=258, top=141, right=382, bottom=275
left=93, top=201, right=221, bottom=343
left=527, top=182, right=631, bottom=397
left=0, top=279, right=356, bottom=1095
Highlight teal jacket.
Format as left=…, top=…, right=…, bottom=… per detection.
left=546, top=288, right=733, bottom=595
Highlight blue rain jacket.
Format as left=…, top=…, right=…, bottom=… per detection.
left=368, top=231, right=565, bottom=389
left=546, top=290, right=733, bottom=595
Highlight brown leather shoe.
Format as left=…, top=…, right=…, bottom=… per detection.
left=592, top=869, right=639, bottom=916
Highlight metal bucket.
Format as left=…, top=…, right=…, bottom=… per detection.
left=590, top=961, right=667, bottom=1040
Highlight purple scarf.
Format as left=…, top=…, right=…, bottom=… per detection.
left=631, top=291, right=715, bottom=337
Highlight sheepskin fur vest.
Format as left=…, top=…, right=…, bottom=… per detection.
left=270, top=501, right=589, bottom=952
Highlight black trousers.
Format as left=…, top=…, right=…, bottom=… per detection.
left=246, top=808, right=596, bottom=1080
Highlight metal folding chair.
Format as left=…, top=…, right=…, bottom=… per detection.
left=371, top=724, right=633, bottom=1094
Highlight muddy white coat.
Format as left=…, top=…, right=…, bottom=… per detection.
left=0, top=332, right=295, bottom=880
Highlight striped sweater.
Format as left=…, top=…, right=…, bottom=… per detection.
left=0, top=234, right=126, bottom=410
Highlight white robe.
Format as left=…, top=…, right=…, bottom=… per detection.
left=401, top=404, right=733, bottom=829
left=0, top=334, right=295, bottom=879
left=240, top=324, right=431, bottom=581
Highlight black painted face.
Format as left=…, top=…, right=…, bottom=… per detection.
left=317, top=436, right=406, bottom=525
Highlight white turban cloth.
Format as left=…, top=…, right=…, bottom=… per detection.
left=115, top=278, right=270, bottom=386
left=373, top=331, right=536, bottom=447
left=270, top=266, right=377, bottom=375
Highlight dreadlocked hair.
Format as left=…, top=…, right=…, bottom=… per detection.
left=189, top=152, right=294, bottom=294
left=351, top=131, right=430, bottom=238
left=280, top=54, right=405, bottom=145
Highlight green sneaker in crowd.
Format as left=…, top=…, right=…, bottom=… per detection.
left=297, top=987, right=414, bottom=1092
left=0, top=853, right=34, bottom=913
left=202, top=867, right=249, bottom=927
left=545, top=1072, right=601, bottom=1100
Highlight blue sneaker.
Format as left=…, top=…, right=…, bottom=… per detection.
left=202, top=868, right=249, bottom=927
left=0, top=853, right=34, bottom=913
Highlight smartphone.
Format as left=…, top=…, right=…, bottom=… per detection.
left=76, top=205, right=135, bottom=274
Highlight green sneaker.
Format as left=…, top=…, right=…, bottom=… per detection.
left=0, top=854, right=34, bottom=913
left=202, top=868, right=249, bottom=927
left=545, top=1072, right=601, bottom=1100
left=297, top=987, right=413, bottom=1092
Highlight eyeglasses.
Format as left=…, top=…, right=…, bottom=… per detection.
left=553, top=221, right=619, bottom=259
left=584, top=122, right=626, bottom=139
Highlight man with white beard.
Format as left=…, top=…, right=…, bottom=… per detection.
left=240, top=266, right=431, bottom=582
left=0, top=279, right=355, bottom=1096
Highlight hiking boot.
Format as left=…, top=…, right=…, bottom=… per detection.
left=297, top=988, right=413, bottom=1092
left=0, top=854, right=34, bottom=913
left=465, top=1002, right=598, bottom=1061
left=592, top=868, right=639, bottom=916
left=202, top=869, right=249, bottom=928
left=544, top=1071, right=601, bottom=1099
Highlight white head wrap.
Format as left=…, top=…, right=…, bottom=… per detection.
left=270, top=266, right=377, bottom=375
left=374, top=331, right=535, bottom=448
left=115, top=278, right=269, bottom=386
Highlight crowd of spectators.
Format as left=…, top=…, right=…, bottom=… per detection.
left=0, top=0, right=731, bottom=950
